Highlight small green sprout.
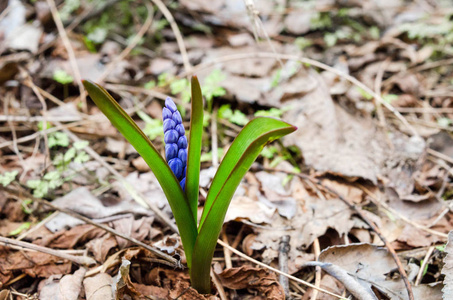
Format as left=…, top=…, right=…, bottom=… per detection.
left=83, top=77, right=296, bottom=294
left=53, top=70, right=74, bottom=85
left=218, top=104, right=249, bottom=125
left=0, top=171, right=19, bottom=187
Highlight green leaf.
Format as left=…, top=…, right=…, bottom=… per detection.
left=74, top=140, right=89, bottom=150
left=0, top=170, right=18, bottom=187
left=48, top=132, right=70, bottom=148
left=83, top=80, right=198, bottom=267
left=186, top=76, right=204, bottom=223
left=191, top=117, right=296, bottom=293
left=8, top=222, right=31, bottom=236
left=137, top=111, right=163, bottom=140
left=53, top=70, right=74, bottom=85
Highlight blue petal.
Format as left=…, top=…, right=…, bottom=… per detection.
left=180, top=177, right=186, bottom=191
left=175, top=124, right=185, bottom=136
left=163, top=119, right=176, bottom=132
left=178, top=148, right=187, bottom=165
left=165, top=97, right=177, bottom=112
left=165, top=144, right=178, bottom=161
left=163, top=107, right=172, bottom=120
left=172, top=111, right=182, bottom=124
left=168, top=158, right=183, bottom=179
left=164, top=129, right=179, bottom=144
left=177, top=135, right=188, bottom=149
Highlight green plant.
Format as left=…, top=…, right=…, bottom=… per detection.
left=83, top=77, right=296, bottom=294
left=218, top=104, right=249, bottom=125
left=27, top=139, right=90, bottom=197
left=27, top=171, right=64, bottom=198
left=0, top=171, right=18, bottom=187
left=53, top=70, right=74, bottom=85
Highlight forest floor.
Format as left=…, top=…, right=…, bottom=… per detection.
left=1, top=0, right=453, bottom=299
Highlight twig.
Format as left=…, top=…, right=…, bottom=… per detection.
left=151, top=0, right=191, bottom=73
left=217, top=240, right=344, bottom=299
left=302, top=261, right=378, bottom=300
left=428, top=148, right=453, bottom=165
left=211, top=268, right=228, bottom=300
left=278, top=235, right=291, bottom=299
left=312, top=238, right=322, bottom=300
left=3, top=186, right=180, bottom=268
left=0, top=236, right=95, bottom=266
left=46, top=0, right=87, bottom=112
left=374, top=58, right=390, bottom=131
left=181, top=52, right=418, bottom=137
left=221, top=229, right=232, bottom=269
left=415, top=246, right=434, bottom=286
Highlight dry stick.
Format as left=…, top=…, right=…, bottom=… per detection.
left=151, top=0, right=191, bottom=73
left=210, top=268, right=228, bottom=300
left=253, top=167, right=414, bottom=300
left=217, top=240, right=344, bottom=299
left=0, top=235, right=95, bottom=266
left=428, top=148, right=453, bottom=165
left=221, top=229, right=233, bottom=269
left=3, top=186, right=180, bottom=267
left=415, top=246, right=434, bottom=286
left=97, top=2, right=154, bottom=84
left=278, top=235, right=291, bottom=299
left=302, top=261, right=378, bottom=300
left=46, top=0, right=87, bottom=112
left=374, top=58, right=391, bottom=130
left=312, top=238, right=322, bottom=300
left=181, top=52, right=419, bottom=137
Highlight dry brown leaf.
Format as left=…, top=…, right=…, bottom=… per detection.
left=319, top=243, right=442, bottom=300
left=39, top=224, right=105, bottom=249
left=85, top=233, right=117, bottom=262
left=215, top=265, right=284, bottom=299
left=303, top=274, right=345, bottom=300
left=0, top=249, right=71, bottom=279
left=112, top=216, right=155, bottom=249
left=282, top=70, right=386, bottom=183
left=84, top=273, right=114, bottom=300
left=39, top=268, right=86, bottom=300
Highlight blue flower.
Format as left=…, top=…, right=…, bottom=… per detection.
left=163, top=97, right=187, bottom=190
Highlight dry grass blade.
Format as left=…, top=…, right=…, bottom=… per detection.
left=46, top=0, right=87, bottom=112
left=0, top=235, right=95, bottom=265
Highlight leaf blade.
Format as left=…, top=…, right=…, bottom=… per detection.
left=191, top=117, right=296, bottom=293
left=83, top=80, right=197, bottom=267
left=186, top=76, right=204, bottom=224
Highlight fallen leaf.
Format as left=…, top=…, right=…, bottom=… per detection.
left=84, top=273, right=114, bottom=300
left=319, top=243, right=442, bottom=300
left=282, top=70, right=386, bottom=183
left=46, top=187, right=151, bottom=232
left=39, top=268, right=86, bottom=300
left=215, top=265, right=285, bottom=300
